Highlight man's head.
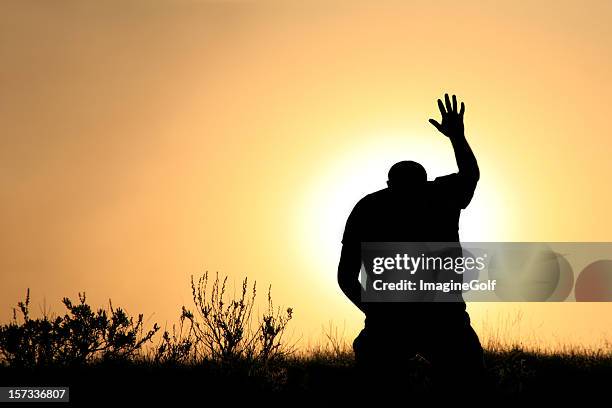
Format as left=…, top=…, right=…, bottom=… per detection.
left=387, top=161, right=427, bottom=191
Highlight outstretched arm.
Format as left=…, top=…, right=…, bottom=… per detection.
left=429, top=93, right=480, bottom=184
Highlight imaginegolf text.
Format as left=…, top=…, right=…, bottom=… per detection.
left=372, top=279, right=497, bottom=293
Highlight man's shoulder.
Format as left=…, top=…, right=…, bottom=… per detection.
left=428, top=173, right=462, bottom=195
left=428, top=172, right=477, bottom=209
left=353, top=188, right=390, bottom=209
left=342, top=188, right=390, bottom=244
left=346, top=188, right=390, bottom=222
left=430, top=172, right=460, bottom=185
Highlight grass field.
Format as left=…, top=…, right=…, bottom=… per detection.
left=1, top=346, right=611, bottom=405
left=1, top=275, right=611, bottom=405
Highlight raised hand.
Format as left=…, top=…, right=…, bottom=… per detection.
left=429, top=93, right=465, bottom=139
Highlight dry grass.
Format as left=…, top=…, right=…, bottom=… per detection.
left=1, top=277, right=611, bottom=403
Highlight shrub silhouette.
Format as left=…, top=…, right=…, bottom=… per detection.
left=186, top=272, right=257, bottom=362
left=0, top=273, right=294, bottom=368
left=153, top=306, right=194, bottom=365
left=0, top=272, right=293, bottom=367
left=258, top=285, right=293, bottom=362
left=181, top=271, right=293, bottom=364
left=0, top=289, right=159, bottom=367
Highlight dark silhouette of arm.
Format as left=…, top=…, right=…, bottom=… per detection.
left=449, top=131, right=479, bottom=184
left=337, top=242, right=368, bottom=314
left=338, top=203, right=369, bottom=314
left=429, top=93, right=479, bottom=202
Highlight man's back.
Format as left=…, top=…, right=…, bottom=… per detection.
left=342, top=173, right=476, bottom=244
left=341, top=173, right=476, bottom=328
left=342, top=187, right=428, bottom=244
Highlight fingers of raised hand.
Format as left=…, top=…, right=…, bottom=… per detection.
left=441, top=93, right=464, bottom=115
left=437, top=98, right=446, bottom=116
left=428, top=118, right=442, bottom=132
left=444, top=93, right=453, bottom=114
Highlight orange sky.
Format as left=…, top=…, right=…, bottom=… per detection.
left=1, top=0, right=612, bottom=349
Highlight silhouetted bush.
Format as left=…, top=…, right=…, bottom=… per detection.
left=152, top=306, right=194, bottom=365
left=0, top=289, right=158, bottom=367
left=0, top=273, right=295, bottom=369
left=258, top=285, right=293, bottom=362
left=187, top=272, right=257, bottom=362
left=181, top=272, right=293, bottom=364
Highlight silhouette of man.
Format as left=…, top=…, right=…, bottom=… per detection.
left=338, top=94, right=485, bottom=395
